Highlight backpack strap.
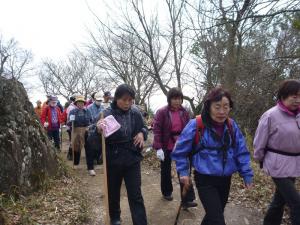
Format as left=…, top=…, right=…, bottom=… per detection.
left=226, top=118, right=235, bottom=147
left=191, top=116, right=235, bottom=156
left=194, top=115, right=205, bottom=146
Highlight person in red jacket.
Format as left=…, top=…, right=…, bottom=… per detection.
left=41, top=95, right=62, bottom=150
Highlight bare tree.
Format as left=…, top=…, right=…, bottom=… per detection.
left=187, top=0, right=300, bottom=91
left=0, top=35, right=33, bottom=80
left=88, top=29, right=158, bottom=106
left=39, top=50, right=109, bottom=101
left=88, top=0, right=201, bottom=112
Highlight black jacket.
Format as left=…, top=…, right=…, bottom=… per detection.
left=90, top=103, right=148, bottom=166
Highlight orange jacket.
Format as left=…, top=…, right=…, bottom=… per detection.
left=34, top=106, right=42, bottom=119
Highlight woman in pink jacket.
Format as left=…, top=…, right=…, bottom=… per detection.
left=254, top=79, right=300, bottom=225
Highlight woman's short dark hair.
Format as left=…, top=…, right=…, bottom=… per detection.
left=201, top=87, right=233, bottom=125
left=114, top=84, right=135, bottom=100
left=277, top=79, right=300, bottom=101
left=167, top=87, right=183, bottom=105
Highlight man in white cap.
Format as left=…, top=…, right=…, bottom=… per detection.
left=85, top=92, right=104, bottom=175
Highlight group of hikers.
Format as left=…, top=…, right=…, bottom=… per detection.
left=34, top=80, right=300, bottom=225
left=34, top=91, right=113, bottom=176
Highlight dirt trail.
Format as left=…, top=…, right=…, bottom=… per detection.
left=60, top=142, right=263, bottom=225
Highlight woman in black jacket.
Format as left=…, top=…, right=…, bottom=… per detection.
left=97, top=84, right=148, bottom=225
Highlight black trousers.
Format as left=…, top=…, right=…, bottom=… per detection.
left=67, top=129, right=71, bottom=142
left=84, top=132, right=101, bottom=170
left=74, top=151, right=81, bottom=165
left=47, top=129, right=60, bottom=149
left=194, top=172, right=231, bottom=225
left=161, top=150, right=195, bottom=203
left=107, top=162, right=147, bottom=225
left=264, top=177, right=300, bottom=225
left=84, top=132, right=93, bottom=170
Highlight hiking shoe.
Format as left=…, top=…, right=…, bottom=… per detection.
left=110, top=219, right=121, bottom=225
left=73, top=165, right=79, bottom=170
left=182, top=201, right=198, bottom=209
left=163, top=195, right=173, bottom=201
left=88, top=170, right=96, bottom=176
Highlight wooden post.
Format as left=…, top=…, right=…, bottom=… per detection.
left=100, top=113, right=110, bottom=225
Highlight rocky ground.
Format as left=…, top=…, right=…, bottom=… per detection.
left=3, top=131, right=298, bottom=225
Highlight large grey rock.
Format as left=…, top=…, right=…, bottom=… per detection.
left=0, top=77, right=58, bottom=195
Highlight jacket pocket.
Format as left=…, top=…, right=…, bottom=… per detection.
left=225, top=150, right=238, bottom=174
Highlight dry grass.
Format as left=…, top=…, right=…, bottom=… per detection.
left=1, top=162, right=90, bottom=225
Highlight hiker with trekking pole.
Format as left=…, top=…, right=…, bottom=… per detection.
left=67, top=95, right=92, bottom=169
left=153, top=87, right=197, bottom=208
left=95, top=84, right=148, bottom=225
left=85, top=92, right=104, bottom=175
left=172, top=87, right=253, bottom=225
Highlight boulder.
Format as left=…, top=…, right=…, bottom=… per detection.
left=0, top=77, right=58, bottom=195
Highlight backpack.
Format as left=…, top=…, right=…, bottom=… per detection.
left=191, top=115, right=235, bottom=156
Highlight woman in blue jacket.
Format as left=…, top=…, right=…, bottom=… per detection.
left=172, top=87, right=253, bottom=225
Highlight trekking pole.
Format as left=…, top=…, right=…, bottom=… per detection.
left=100, top=112, right=110, bottom=225
left=71, top=121, right=75, bottom=169
left=174, top=180, right=191, bottom=225
left=60, top=124, right=63, bottom=151
left=174, top=159, right=193, bottom=225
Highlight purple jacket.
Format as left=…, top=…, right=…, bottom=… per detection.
left=153, top=105, right=190, bottom=151
left=253, top=103, right=300, bottom=178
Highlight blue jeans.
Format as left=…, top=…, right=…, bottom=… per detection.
left=264, top=177, right=300, bottom=225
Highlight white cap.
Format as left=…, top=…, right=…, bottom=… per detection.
left=94, top=92, right=103, bottom=101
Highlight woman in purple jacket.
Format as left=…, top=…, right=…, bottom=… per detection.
left=153, top=87, right=197, bottom=208
left=254, top=79, right=300, bottom=225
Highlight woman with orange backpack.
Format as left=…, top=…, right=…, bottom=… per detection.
left=172, top=87, right=253, bottom=225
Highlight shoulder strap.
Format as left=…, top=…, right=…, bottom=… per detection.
left=226, top=118, right=235, bottom=147
left=194, top=115, right=205, bottom=145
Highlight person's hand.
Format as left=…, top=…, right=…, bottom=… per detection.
left=180, top=176, right=191, bottom=196
left=44, top=122, right=49, bottom=128
left=244, top=182, right=253, bottom=189
left=156, top=149, right=164, bottom=161
left=96, top=119, right=105, bottom=133
left=134, top=132, right=144, bottom=148
left=69, top=115, right=75, bottom=121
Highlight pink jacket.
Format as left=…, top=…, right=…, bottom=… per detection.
left=253, top=103, right=300, bottom=178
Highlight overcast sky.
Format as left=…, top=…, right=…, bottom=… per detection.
left=0, top=0, right=168, bottom=110
left=0, top=0, right=103, bottom=59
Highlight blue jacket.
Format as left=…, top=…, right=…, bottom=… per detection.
left=87, top=102, right=104, bottom=123
left=172, top=118, right=253, bottom=184
left=68, top=108, right=92, bottom=128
